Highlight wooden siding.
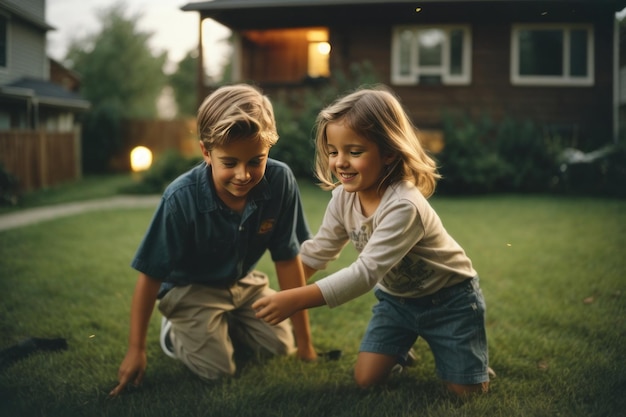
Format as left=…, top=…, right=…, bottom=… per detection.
left=328, top=19, right=613, bottom=146
left=214, top=1, right=620, bottom=148
left=0, top=129, right=81, bottom=192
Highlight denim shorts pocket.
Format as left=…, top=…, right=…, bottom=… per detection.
left=441, top=284, right=485, bottom=318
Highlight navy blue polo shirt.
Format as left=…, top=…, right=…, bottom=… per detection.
left=131, top=159, right=312, bottom=288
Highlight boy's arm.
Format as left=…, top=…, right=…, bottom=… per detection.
left=273, top=257, right=318, bottom=361
left=109, top=273, right=161, bottom=397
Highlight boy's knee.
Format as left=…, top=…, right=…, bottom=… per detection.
left=179, top=349, right=236, bottom=381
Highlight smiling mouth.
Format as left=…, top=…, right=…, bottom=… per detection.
left=339, top=173, right=356, bottom=179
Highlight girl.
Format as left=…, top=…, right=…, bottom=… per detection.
left=252, top=85, right=492, bottom=396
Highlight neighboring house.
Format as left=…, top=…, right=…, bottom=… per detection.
left=0, top=0, right=88, bottom=192
left=182, top=0, right=626, bottom=147
left=0, top=0, right=89, bottom=131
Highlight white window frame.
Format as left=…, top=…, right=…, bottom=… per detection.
left=510, top=24, right=594, bottom=87
left=391, top=25, right=472, bottom=86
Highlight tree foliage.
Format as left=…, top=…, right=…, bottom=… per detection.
left=168, top=49, right=200, bottom=117
left=65, top=3, right=167, bottom=118
left=64, top=3, right=167, bottom=173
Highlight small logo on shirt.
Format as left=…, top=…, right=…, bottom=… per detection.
left=258, top=219, right=275, bottom=234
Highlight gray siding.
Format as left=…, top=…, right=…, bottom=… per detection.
left=0, top=15, right=47, bottom=84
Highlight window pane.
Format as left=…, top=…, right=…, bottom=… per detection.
left=398, top=29, right=413, bottom=76
left=449, top=29, right=464, bottom=75
left=569, top=29, right=588, bottom=77
left=418, top=29, right=444, bottom=67
left=308, top=42, right=330, bottom=77
left=519, top=29, right=563, bottom=76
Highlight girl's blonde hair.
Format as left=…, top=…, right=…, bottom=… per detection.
left=314, top=85, right=441, bottom=198
left=197, top=84, right=279, bottom=151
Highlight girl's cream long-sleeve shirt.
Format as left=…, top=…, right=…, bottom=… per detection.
left=300, top=181, right=477, bottom=308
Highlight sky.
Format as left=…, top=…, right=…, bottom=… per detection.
left=46, top=0, right=231, bottom=75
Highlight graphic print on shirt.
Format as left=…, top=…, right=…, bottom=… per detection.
left=349, top=224, right=371, bottom=251
left=383, top=253, right=434, bottom=293
left=258, top=219, right=275, bottom=234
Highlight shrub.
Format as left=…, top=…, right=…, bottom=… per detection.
left=81, top=100, right=124, bottom=174
left=436, top=113, right=572, bottom=195
left=436, top=113, right=512, bottom=194
left=120, top=149, right=202, bottom=194
left=0, top=162, right=20, bottom=206
left=271, top=61, right=381, bottom=181
left=496, top=118, right=564, bottom=192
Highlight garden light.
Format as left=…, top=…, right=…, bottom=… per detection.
left=130, top=146, right=153, bottom=172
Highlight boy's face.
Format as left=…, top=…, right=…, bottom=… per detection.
left=200, top=139, right=269, bottom=211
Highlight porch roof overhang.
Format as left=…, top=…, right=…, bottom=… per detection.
left=0, top=78, right=90, bottom=111
left=181, top=0, right=626, bottom=29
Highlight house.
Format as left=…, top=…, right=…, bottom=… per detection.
left=0, top=0, right=89, bottom=192
left=0, top=0, right=89, bottom=131
left=182, top=0, right=626, bottom=148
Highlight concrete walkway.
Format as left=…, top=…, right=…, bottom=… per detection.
left=0, top=195, right=161, bottom=232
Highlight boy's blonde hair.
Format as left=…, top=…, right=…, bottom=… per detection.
left=197, top=84, right=279, bottom=151
left=314, top=85, right=441, bottom=198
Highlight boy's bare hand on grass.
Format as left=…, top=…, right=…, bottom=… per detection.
left=109, top=349, right=146, bottom=398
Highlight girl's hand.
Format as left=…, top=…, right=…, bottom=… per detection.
left=253, top=291, right=297, bottom=325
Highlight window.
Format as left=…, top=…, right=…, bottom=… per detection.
left=511, top=24, right=594, bottom=86
left=391, top=25, right=471, bottom=86
left=237, top=28, right=329, bottom=83
left=306, top=29, right=330, bottom=78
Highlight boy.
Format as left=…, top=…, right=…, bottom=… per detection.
left=110, top=84, right=316, bottom=397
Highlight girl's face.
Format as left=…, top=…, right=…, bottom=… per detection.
left=326, top=121, right=394, bottom=200
left=200, top=139, right=269, bottom=212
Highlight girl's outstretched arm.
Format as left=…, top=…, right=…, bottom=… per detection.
left=253, top=283, right=325, bottom=326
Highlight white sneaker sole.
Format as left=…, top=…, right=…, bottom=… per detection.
left=159, top=317, right=176, bottom=359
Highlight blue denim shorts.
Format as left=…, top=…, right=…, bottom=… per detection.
left=359, top=277, right=489, bottom=385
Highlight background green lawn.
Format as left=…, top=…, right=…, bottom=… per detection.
left=0, top=177, right=624, bottom=417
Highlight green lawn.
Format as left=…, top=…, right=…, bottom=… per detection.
left=0, top=177, right=624, bottom=417
left=0, top=174, right=137, bottom=214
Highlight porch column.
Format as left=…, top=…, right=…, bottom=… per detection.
left=197, top=14, right=205, bottom=110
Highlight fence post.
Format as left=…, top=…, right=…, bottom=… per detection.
left=38, top=130, right=48, bottom=189
left=73, top=126, right=82, bottom=180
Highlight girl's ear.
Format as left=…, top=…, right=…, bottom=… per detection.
left=383, top=152, right=398, bottom=166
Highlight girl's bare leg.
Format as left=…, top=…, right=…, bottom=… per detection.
left=353, top=351, right=398, bottom=388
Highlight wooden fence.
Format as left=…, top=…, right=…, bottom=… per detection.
left=0, top=129, right=81, bottom=192
left=0, top=119, right=199, bottom=193
left=109, top=118, right=200, bottom=172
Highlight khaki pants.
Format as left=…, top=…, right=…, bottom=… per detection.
left=158, top=271, right=296, bottom=380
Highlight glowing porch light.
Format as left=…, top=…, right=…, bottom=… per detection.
left=317, top=42, right=331, bottom=55
left=130, top=146, right=153, bottom=172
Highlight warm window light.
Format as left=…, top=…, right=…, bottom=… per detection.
left=130, top=146, right=153, bottom=172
